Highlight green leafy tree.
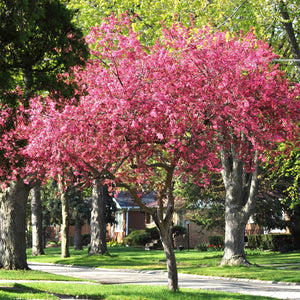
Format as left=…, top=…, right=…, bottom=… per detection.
left=67, top=0, right=300, bottom=80
left=0, top=0, right=88, bottom=269
left=0, top=0, right=88, bottom=102
left=175, top=174, right=225, bottom=233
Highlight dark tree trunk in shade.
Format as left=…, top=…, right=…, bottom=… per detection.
left=89, top=179, right=108, bottom=255
left=0, top=180, right=29, bottom=269
left=74, top=219, right=83, bottom=251
left=31, top=181, right=45, bottom=256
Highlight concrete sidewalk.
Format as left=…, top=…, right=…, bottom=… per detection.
left=28, top=262, right=300, bottom=299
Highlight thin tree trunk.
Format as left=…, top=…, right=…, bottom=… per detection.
left=60, top=187, right=70, bottom=258
left=0, top=180, right=29, bottom=269
left=125, top=165, right=179, bottom=291
left=220, top=149, right=259, bottom=266
left=157, top=223, right=178, bottom=291
left=31, top=181, right=44, bottom=256
left=89, top=179, right=108, bottom=255
left=74, top=219, right=83, bottom=251
left=109, top=163, right=178, bottom=290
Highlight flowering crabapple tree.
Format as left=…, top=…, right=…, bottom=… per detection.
left=25, top=14, right=299, bottom=289
left=164, top=26, right=299, bottom=265
left=25, top=15, right=219, bottom=291
left=25, top=95, right=114, bottom=257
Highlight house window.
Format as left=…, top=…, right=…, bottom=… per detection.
left=115, top=211, right=123, bottom=232
left=177, top=210, right=186, bottom=227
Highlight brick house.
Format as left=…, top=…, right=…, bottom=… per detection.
left=108, top=192, right=223, bottom=248
left=107, top=191, right=158, bottom=243
left=245, top=215, right=290, bottom=236
left=46, top=191, right=223, bottom=249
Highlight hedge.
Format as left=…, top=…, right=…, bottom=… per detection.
left=123, top=225, right=187, bottom=246
left=247, top=234, right=293, bottom=252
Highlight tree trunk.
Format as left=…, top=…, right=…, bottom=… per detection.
left=31, top=181, right=44, bottom=256
left=279, top=0, right=300, bottom=77
left=220, top=149, right=259, bottom=266
left=157, top=223, right=178, bottom=291
left=60, top=187, right=70, bottom=258
left=89, top=179, right=108, bottom=255
left=114, top=165, right=178, bottom=290
left=22, top=67, right=34, bottom=105
left=0, top=180, right=29, bottom=269
left=74, top=219, right=83, bottom=251
left=220, top=206, right=250, bottom=266
left=289, top=205, right=300, bottom=250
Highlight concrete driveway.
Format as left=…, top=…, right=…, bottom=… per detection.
left=28, top=262, right=300, bottom=300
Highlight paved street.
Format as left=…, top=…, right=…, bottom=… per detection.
left=28, top=262, right=300, bottom=299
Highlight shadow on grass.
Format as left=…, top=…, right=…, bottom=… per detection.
left=0, top=283, right=104, bottom=299
left=0, top=283, right=275, bottom=300
left=0, top=284, right=57, bottom=299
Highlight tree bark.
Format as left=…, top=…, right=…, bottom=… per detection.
left=220, top=205, right=250, bottom=266
left=156, top=220, right=178, bottom=291
left=31, top=181, right=45, bottom=256
left=60, top=187, right=70, bottom=258
left=220, top=149, right=259, bottom=266
left=74, top=219, right=83, bottom=251
left=279, top=1, right=300, bottom=76
left=0, top=180, right=29, bottom=269
left=126, top=165, right=179, bottom=291
left=89, top=179, right=108, bottom=255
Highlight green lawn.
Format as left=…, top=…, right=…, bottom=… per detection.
left=0, top=282, right=275, bottom=300
left=0, top=247, right=296, bottom=299
left=0, top=269, right=82, bottom=281
left=27, top=246, right=300, bottom=283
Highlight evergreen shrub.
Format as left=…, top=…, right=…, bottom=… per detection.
left=123, top=230, right=149, bottom=246
left=172, top=225, right=186, bottom=237
left=146, top=227, right=160, bottom=240
left=81, top=233, right=91, bottom=246
left=247, top=234, right=293, bottom=251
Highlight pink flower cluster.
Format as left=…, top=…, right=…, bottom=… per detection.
left=1, top=14, right=299, bottom=191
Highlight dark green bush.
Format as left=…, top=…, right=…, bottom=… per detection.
left=208, top=235, right=224, bottom=247
left=196, top=243, right=208, bottom=251
left=172, top=225, right=186, bottom=238
left=123, top=230, right=150, bottom=246
left=82, top=233, right=91, bottom=246
left=247, top=234, right=262, bottom=250
left=247, top=234, right=293, bottom=251
left=146, top=227, right=160, bottom=240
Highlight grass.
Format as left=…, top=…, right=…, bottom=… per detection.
left=27, top=246, right=300, bottom=283
left=0, top=282, right=276, bottom=300
left=0, top=247, right=296, bottom=299
left=0, top=269, right=82, bottom=281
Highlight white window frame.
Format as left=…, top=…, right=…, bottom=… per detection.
left=115, top=211, right=123, bottom=232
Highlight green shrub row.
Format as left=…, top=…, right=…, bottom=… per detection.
left=123, top=226, right=187, bottom=246
left=247, top=234, right=293, bottom=252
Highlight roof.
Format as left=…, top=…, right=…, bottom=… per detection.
left=113, top=191, right=157, bottom=209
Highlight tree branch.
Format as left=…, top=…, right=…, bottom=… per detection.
left=215, top=0, right=248, bottom=31
left=279, top=0, right=300, bottom=75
